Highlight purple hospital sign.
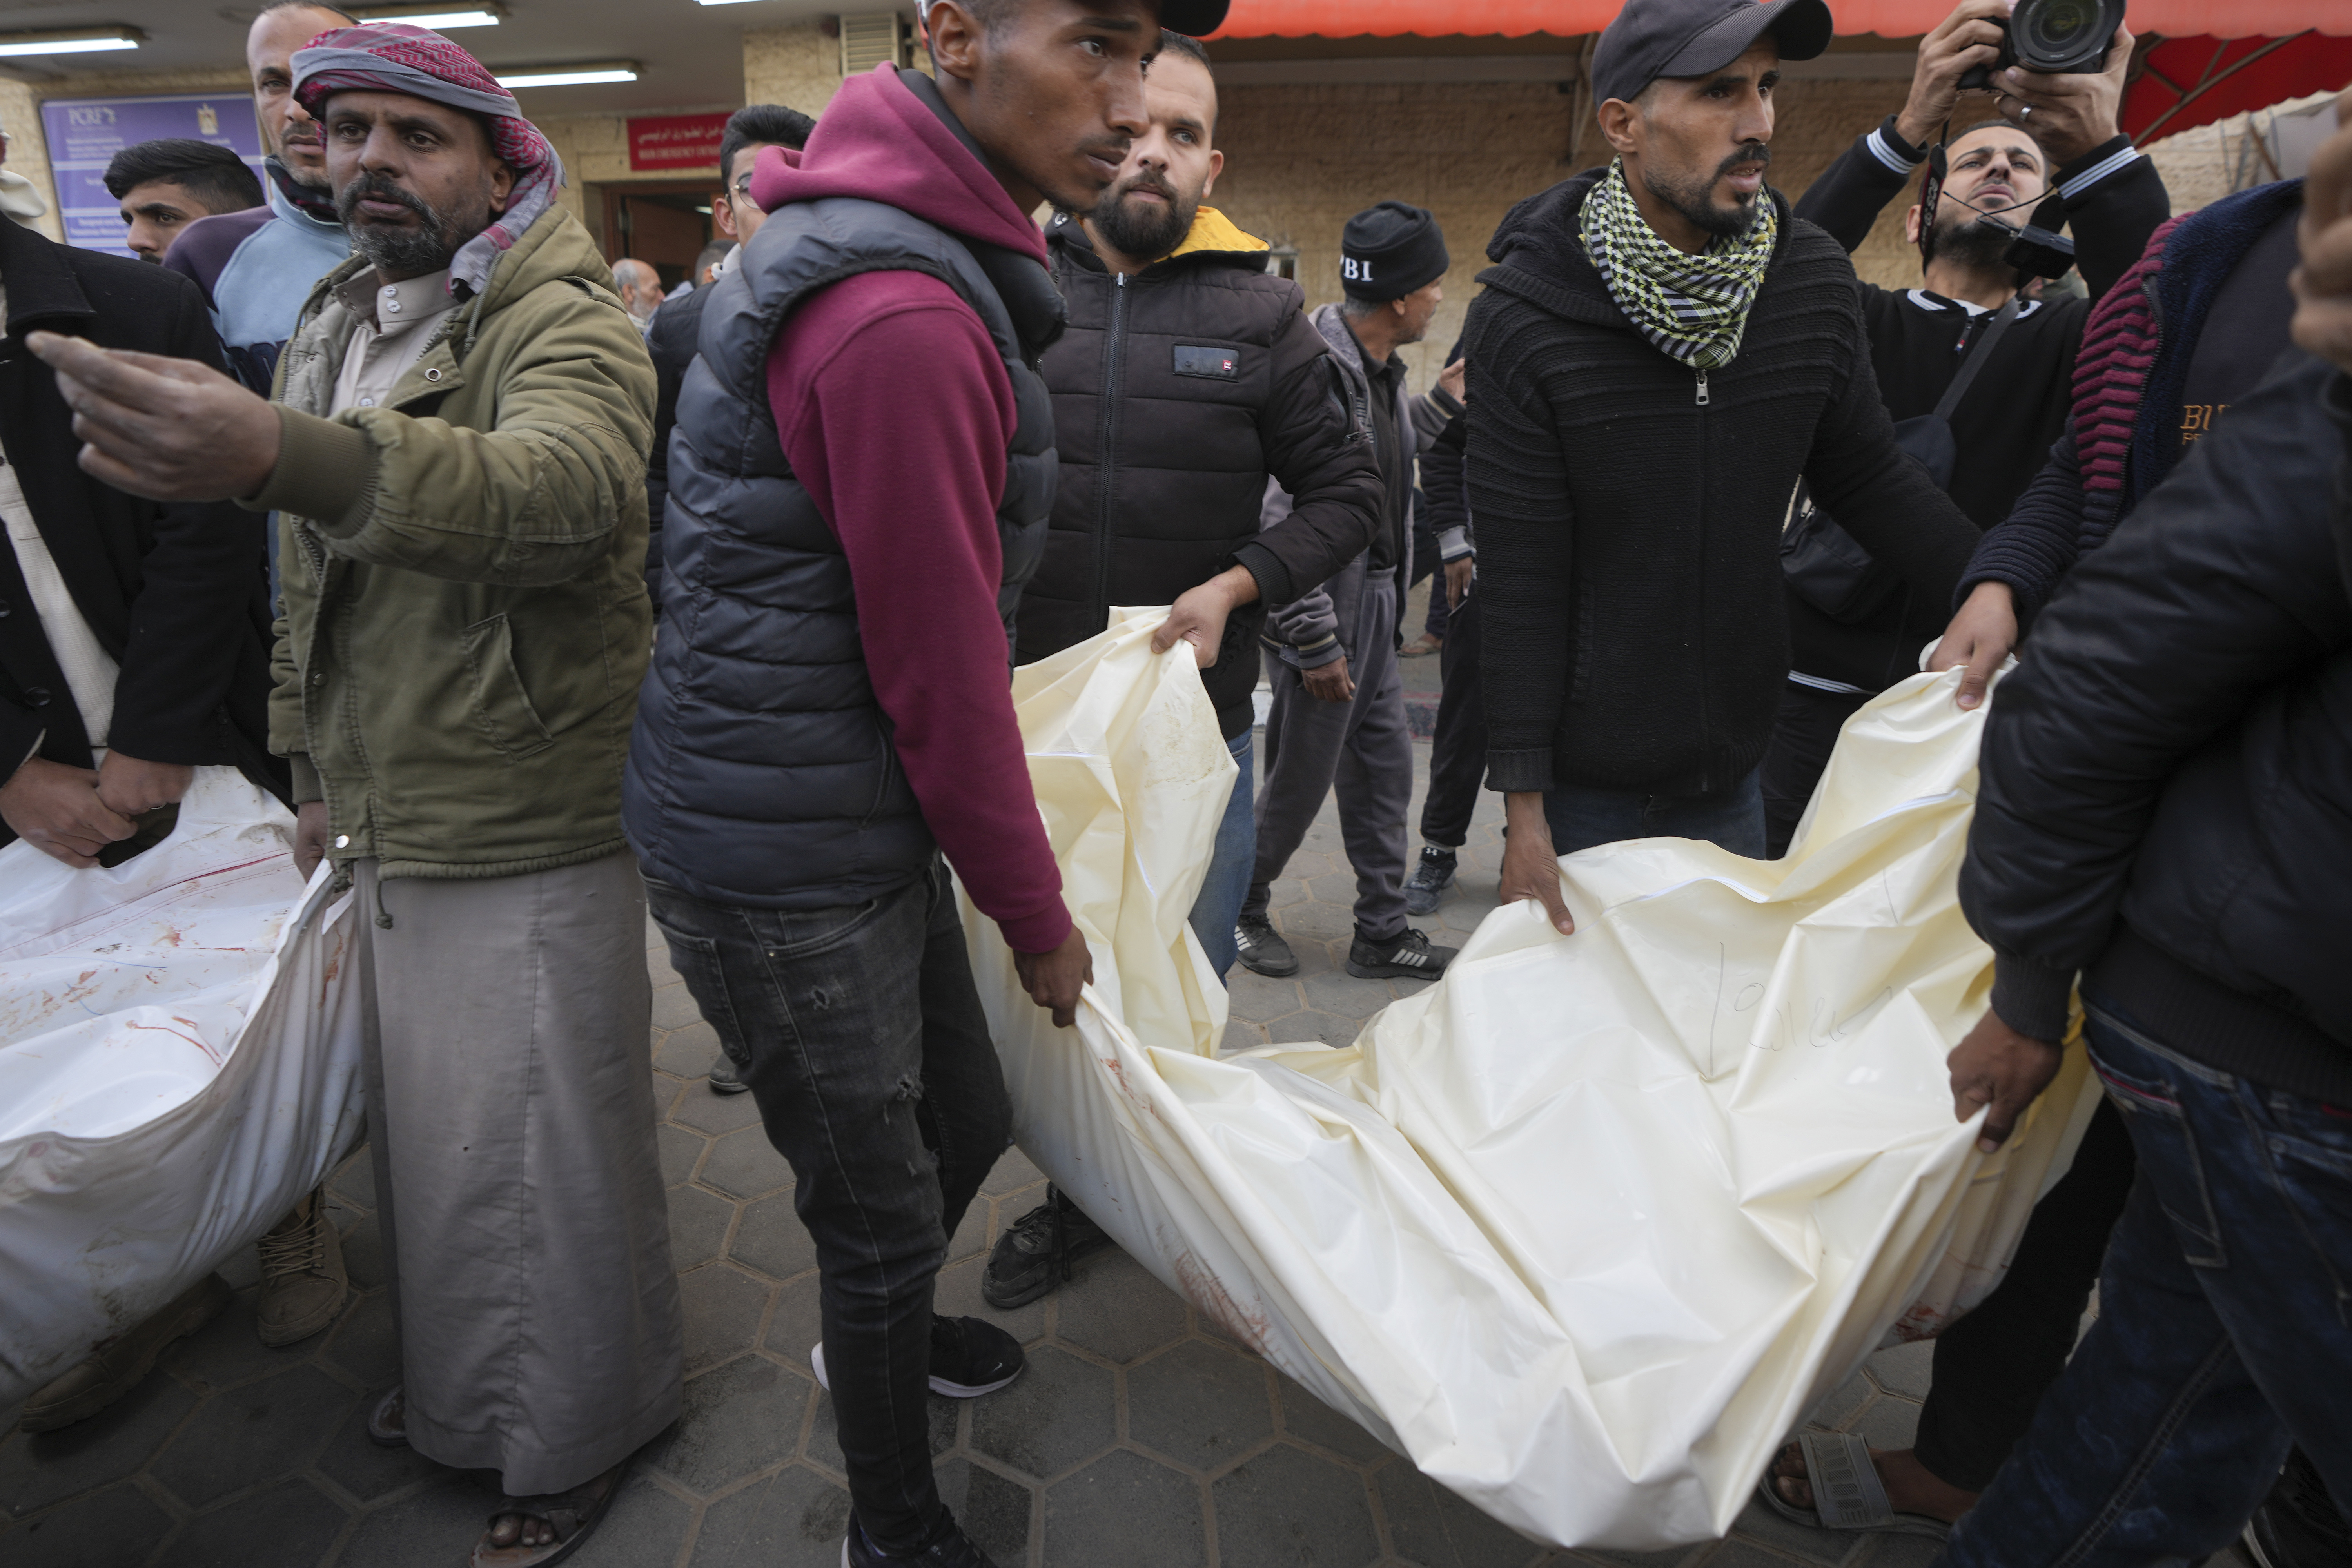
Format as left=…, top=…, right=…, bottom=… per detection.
left=40, top=94, right=264, bottom=257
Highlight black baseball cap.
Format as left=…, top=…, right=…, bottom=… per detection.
left=1159, top=0, right=1229, bottom=36
left=1590, top=0, right=1834, bottom=109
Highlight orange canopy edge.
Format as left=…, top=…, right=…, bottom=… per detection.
left=1207, top=1, right=2352, bottom=41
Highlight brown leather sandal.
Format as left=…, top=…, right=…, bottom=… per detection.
left=467, top=1456, right=628, bottom=1567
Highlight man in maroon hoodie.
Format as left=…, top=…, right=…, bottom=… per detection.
left=622, top=2, right=1226, bottom=1563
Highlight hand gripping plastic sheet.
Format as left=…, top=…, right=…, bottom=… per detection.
left=964, top=609, right=2099, bottom=1550
left=0, top=770, right=366, bottom=1403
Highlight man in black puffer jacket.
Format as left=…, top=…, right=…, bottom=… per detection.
left=1016, top=31, right=1381, bottom=981
left=1469, top=0, right=1982, bottom=932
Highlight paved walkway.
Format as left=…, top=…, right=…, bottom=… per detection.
left=0, top=629, right=2248, bottom=1567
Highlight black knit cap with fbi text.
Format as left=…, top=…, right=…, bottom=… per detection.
left=1339, top=201, right=1448, bottom=303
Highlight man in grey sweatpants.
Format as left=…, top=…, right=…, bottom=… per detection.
left=1235, top=201, right=1461, bottom=984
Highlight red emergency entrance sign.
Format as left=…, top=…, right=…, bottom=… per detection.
left=628, top=112, right=729, bottom=173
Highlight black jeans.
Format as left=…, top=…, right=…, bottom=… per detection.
left=1758, top=680, right=1870, bottom=858
left=1913, top=1096, right=2137, bottom=1490
left=643, top=859, right=1011, bottom=1552
left=1419, top=586, right=1486, bottom=849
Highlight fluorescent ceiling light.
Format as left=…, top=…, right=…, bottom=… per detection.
left=494, top=63, right=638, bottom=87
left=355, top=8, right=503, bottom=27
left=0, top=26, right=141, bottom=56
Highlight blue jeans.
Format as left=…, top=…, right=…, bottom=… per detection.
left=1188, top=728, right=1255, bottom=981
left=1542, top=769, right=1766, bottom=858
left=1935, top=991, right=2352, bottom=1567
left=642, top=859, right=1011, bottom=1552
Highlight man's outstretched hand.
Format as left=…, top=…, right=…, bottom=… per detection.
left=26, top=331, right=281, bottom=503
left=1152, top=564, right=1260, bottom=670
left=1015, top=924, right=1094, bottom=1029
left=1947, top=1009, right=2064, bottom=1152
left=2292, top=86, right=2352, bottom=373
left=1927, top=580, right=2016, bottom=710
left=1498, top=790, right=1575, bottom=935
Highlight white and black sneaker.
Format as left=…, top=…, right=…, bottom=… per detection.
left=1234, top=913, right=1299, bottom=978
left=811, top=1314, right=1025, bottom=1400
left=1346, top=927, right=1457, bottom=980
left=1403, top=846, right=1457, bottom=916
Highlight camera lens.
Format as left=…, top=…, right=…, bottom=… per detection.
left=2012, top=0, right=2118, bottom=69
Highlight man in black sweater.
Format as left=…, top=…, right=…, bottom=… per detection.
left=1470, top=0, right=1980, bottom=931
left=1758, top=0, right=2167, bottom=855
left=1917, top=109, right=2352, bottom=1558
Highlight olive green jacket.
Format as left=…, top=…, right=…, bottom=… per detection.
left=250, top=203, right=655, bottom=880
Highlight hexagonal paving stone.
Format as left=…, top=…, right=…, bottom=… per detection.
left=1267, top=1013, right=1344, bottom=1047
left=1727, top=1490, right=1862, bottom=1568
left=946, top=1197, right=990, bottom=1267
left=690, top=1461, right=850, bottom=1568
left=647, top=1352, right=809, bottom=1495
left=1042, top=1447, right=1203, bottom=1568
left=340, top=1211, right=388, bottom=1291
left=553, top=1470, right=697, bottom=1567
left=148, top=1361, right=354, bottom=1509
left=1851, top=1395, right=1921, bottom=1452
left=1223, top=1020, right=1271, bottom=1054
left=657, top=1022, right=723, bottom=1078
left=1279, top=899, right=1357, bottom=942
left=0, top=1368, right=198, bottom=1516
left=1575, top=1544, right=1703, bottom=1568
left=0, top=1480, right=177, bottom=1568
left=1867, top=1339, right=1934, bottom=1401
left=329, top=1149, right=376, bottom=1210
left=980, top=1146, right=1047, bottom=1198
left=671, top=1080, right=768, bottom=1136
left=1277, top=1376, right=1392, bottom=1466
left=1303, top=970, right=1389, bottom=1022
left=680, top=1263, right=772, bottom=1371
left=316, top=1390, right=446, bottom=1504
left=761, top=1270, right=824, bottom=1367
left=1377, top=1461, right=1548, bottom=1567
left=933, top=1455, right=1034, bottom=1566
left=652, top=983, right=708, bottom=1029
left=1227, top=970, right=1305, bottom=1024
left=1806, top=1371, right=1874, bottom=1432
left=160, top=1287, right=317, bottom=1394
left=701, top=1127, right=795, bottom=1200
left=731, top=1192, right=817, bottom=1281
left=335, top=1471, right=501, bottom=1568
left=1053, top=1249, right=1188, bottom=1364
left=934, top=1254, right=1044, bottom=1348
left=153, top=1475, right=348, bottom=1568
left=1125, top=1338, right=1275, bottom=1474
left=657, top=1122, right=708, bottom=1189
left=1214, top=1441, right=1382, bottom=1566
left=322, top=1289, right=401, bottom=1390
left=667, top=1182, right=738, bottom=1270
left=969, top=1344, right=1115, bottom=1481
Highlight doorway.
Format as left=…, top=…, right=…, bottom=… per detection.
left=593, top=181, right=718, bottom=290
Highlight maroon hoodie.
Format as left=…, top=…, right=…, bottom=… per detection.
left=752, top=65, right=1070, bottom=955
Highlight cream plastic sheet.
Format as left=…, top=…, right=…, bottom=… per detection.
left=965, top=608, right=2098, bottom=1550
left=0, top=771, right=366, bottom=1403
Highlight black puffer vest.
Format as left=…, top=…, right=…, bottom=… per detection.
left=623, top=194, right=1062, bottom=910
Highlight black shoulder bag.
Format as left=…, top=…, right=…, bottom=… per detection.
left=1780, top=296, right=2021, bottom=622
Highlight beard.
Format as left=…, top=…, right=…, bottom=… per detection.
left=1934, top=210, right=2022, bottom=270
left=1091, top=168, right=1198, bottom=263
left=278, top=127, right=331, bottom=191
left=336, top=169, right=486, bottom=278
left=1642, top=142, right=1772, bottom=241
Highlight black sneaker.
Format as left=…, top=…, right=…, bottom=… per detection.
left=1347, top=927, right=1457, bottom=980
left=1234, top=913, right=1298, bottom=978
left=1403, top=846, right=1457, bottom=916
left=811, top=1314, right=1025, bottom=1399
left=982, top=1187, right=1114, bottom=1309
left=844, top=1512, right=1000, bottom=1568
left=707, top=1056, right=750, bottom=1095
left=2244, top=1448, right=2352, bottom=1568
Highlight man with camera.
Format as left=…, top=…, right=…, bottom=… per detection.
left=1757, top=0, right=2166, bottom=857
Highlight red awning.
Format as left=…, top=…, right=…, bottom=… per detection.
left=2126, top=33, right=2352, bottom=141
left=1210, top=1, right=2352, bottom=41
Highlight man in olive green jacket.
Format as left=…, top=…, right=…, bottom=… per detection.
left=33, top=25, right=678, bottom=1566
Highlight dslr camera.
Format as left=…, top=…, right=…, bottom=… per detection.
left=1957, top=0, right=2126, bottom=88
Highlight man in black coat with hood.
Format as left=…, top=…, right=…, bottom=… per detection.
left=1468, top=0, right=1982, bottom=931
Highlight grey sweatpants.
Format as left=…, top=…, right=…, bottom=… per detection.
left=355, top=851, right=684, bottom=1496
left=1246, top=574, right=1412, bottom=945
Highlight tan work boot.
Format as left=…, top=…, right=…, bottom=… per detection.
left=20, top=1273, right=231, bottom=1432
left=254, top=1188, right=348, bottom=1348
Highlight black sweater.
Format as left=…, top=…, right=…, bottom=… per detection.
left=1464, top=171, right=1980, bottom=797
left=1786, top=121, right=2170, bottom=689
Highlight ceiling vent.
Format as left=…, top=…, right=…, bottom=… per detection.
left=839, top=13, right=907, bottom=76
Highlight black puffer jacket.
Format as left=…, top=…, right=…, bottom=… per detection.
left=1020, top=208, right=1382, bottom=737
left=1962, top=350, right=2352, bottom=1102
left=1465, top=169, right=1980, bottom=797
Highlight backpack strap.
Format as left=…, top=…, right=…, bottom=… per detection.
left=1931, top=296, right=2022, bottom=423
